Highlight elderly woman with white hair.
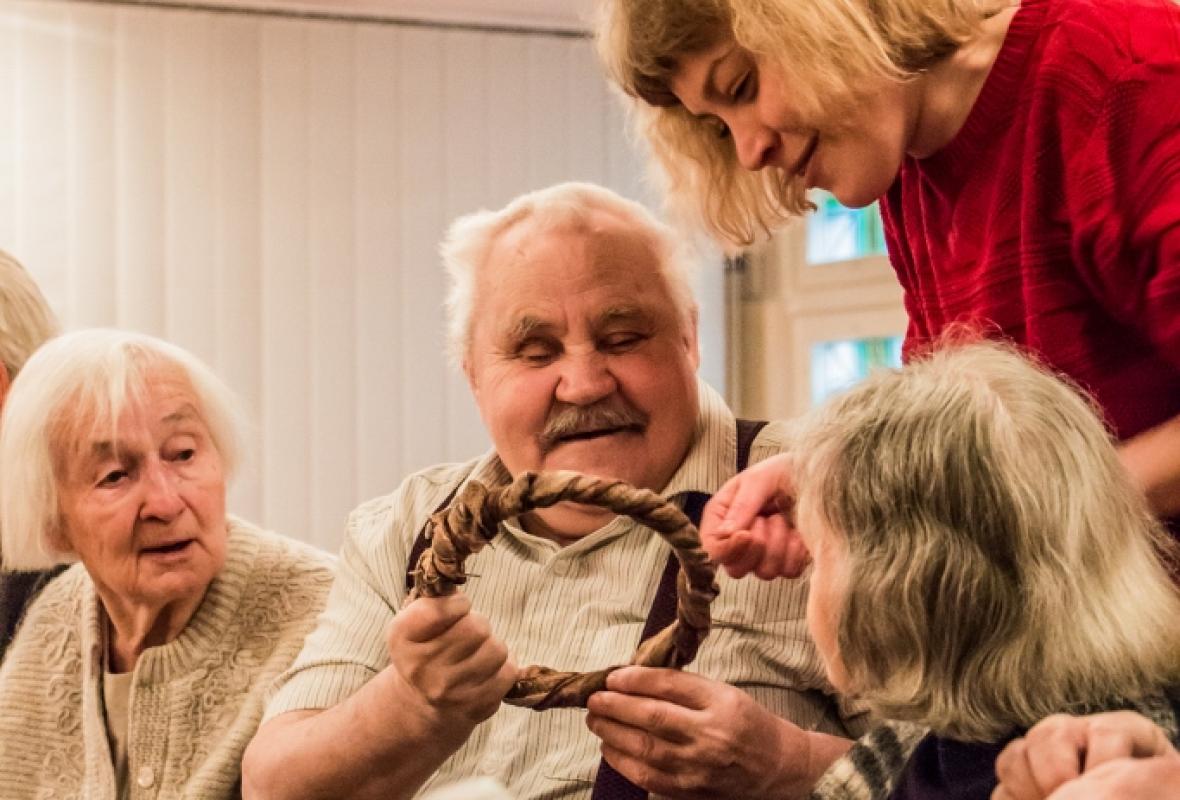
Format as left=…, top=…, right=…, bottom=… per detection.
left=0, top=329, right=334, bottom=799
left=707, top=342, right=1180, bottom=799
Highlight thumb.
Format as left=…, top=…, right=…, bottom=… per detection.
left=396, top=593, right=473, bottom=643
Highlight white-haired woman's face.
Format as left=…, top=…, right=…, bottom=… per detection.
left=668, top=39, right=913, bottom=208
left=54, top=367, right=228, bottom=612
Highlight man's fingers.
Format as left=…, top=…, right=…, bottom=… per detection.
left=425, top=608, right=492, bottom=661
left=1024, top=722, right=1087, bottom=794
left=995, top=712, right=1161, bottom=800
left=444, top=630, right=513, bottom=685
left=1046, top=754, right=1180, bottom=800
left=603, top=666, right=714, bottom=710
left=587, top=690, right=697, bottom=744
left=994, top=738, right=1044, bottom=800
left=1084, top=712, right=1173, bottom=769
left=588, top=707, right=686, bottom=757
left=597, top=741, right=677, bottom=795
left=396, top=593, right=473, bottom=643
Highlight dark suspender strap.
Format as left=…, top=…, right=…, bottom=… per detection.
left=637, top=419, right=766, bottom=636
left=592, top=417, right=768, bottom=799
left=405, top=469, right=474, bottom=595
left=591, top=491, right=708, bottom=800
left=736, top=418, right=769, bottom=472
left=634, top=490, right=710, bottom=645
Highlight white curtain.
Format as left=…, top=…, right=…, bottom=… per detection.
left=0, top=1, right=724, bottom=551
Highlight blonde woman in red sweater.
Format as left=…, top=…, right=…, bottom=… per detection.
left=596, top=0, right=1180, bottom=544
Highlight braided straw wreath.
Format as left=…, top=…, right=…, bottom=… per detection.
left=408, top=470, right=720, bottom=711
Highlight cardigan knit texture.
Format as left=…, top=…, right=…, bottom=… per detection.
left=0, top=517, right=334, bottom=799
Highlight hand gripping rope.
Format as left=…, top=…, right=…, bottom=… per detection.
left=408, top=470, right=720, bottom=710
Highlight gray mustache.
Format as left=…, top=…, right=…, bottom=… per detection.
left=538, top=404, right=649, bottom=453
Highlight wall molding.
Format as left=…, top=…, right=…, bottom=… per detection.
left=61, top=0, right=592, bottom=35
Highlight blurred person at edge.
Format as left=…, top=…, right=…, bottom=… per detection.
left=0, top=329, right=334, bottom=798
left=0, top=248, right=63, bottom=661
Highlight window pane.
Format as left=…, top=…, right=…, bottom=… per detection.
left=810, top=335, right=903, bottom=406
left=806, top=191, right=887, bottom=265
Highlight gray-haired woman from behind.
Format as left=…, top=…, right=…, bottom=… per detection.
left=0, top=329, right=334, bottom=799
left=706, top=342, right=1180, bottom=798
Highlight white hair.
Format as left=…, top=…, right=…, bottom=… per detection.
left=0, top=329, right=245, bottom=571
left=440, top=182, right=699, bottom=365
left=0, top=249, right=60, bottom=379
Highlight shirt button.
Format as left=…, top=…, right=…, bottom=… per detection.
left=136, top=766, right=155, bottom=788
left=550, top=559, right=571, bottom=576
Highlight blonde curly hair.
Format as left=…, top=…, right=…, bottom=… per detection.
left=595, top=0, right=1003, bottom=245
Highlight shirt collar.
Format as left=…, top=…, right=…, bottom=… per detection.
left=658, top=379, right=737, bottom=501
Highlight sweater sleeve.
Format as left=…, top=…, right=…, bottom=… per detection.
left=1068, top=61, right=1180, bottom=370
left=809, top=720, right=928, bottom=800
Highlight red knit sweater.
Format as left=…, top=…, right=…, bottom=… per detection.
left=881, top=0, right=1180, bottom=444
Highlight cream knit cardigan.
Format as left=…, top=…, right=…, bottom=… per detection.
left=0, top=517, right=334, bottom=799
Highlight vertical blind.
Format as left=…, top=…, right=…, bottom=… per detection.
left=0, top=1, right=723, bottom=550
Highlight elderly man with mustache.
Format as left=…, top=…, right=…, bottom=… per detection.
left=244, top=182, right=861, bottom=800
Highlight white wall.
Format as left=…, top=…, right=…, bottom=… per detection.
left=0, top=0, right=726, bottom=551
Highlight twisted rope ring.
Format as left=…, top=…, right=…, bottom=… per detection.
left=408, top=470, right=720, bottom=710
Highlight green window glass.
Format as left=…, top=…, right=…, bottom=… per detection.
left=810, top=335, right=903, bottom=406
left=806, top=191, right=887, bottom=264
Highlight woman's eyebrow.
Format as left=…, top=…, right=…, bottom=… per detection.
left=161, top=404, right=201, bottom=426
left=703, top=44, right=741, bottom=100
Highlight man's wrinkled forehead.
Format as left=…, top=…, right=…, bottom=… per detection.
left=493, top=207, right=659, bottom=268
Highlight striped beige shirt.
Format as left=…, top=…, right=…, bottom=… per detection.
left=266, top=381, right=855, bottom=798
